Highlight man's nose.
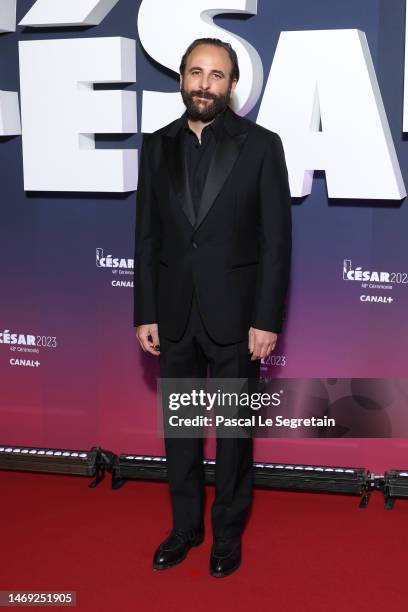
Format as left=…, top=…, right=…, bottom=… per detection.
left=198, top=75, right=211, bottom=90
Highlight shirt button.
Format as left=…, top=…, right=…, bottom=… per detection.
left=192, top=241, right=198, bottom=249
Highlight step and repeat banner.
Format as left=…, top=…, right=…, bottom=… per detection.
left=1, top=0, right=408, bottom=471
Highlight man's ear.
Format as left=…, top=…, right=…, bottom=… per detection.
left=230, top=79, right=238, bottom=94
left=179, top=74, right=183, bottom=90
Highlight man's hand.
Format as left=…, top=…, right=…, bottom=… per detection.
left=248, top=327, right=278, bottom=361
left=135, top=323, right=160, bottom=356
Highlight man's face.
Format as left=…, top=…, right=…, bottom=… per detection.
left=180, top=44, right=237, bottom=122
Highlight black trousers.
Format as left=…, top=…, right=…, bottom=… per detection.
left=159, top=291, right=260, bottom=541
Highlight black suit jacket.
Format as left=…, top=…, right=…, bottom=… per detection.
left=133, top=106, right=292, bottom=344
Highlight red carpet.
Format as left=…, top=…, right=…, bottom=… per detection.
left=0, top=470, right=407, bottom=611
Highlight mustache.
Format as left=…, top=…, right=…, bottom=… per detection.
left=190, top=90, right=216, bottom=100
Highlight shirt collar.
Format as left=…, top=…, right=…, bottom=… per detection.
left=183, top=107, right=227, bottom=142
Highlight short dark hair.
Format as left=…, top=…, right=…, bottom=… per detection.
left=179, top=38, right=240, bottom=82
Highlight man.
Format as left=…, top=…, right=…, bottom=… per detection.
left=134, top=38, right=291, bottom=577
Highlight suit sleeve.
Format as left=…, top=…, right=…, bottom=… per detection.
left=250, top=132, right=292, bottom=334
left=133, top=133, right=161, bottom=327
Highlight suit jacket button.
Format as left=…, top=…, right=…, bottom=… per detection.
left=192, top=241, right=198, bottom=249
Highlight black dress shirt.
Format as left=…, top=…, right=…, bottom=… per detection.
left=183, top=109, right=226, bottom=217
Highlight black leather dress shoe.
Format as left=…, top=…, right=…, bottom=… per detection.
left=210, top=537, right=241, bottom=577
left=152, top=528, right=204, bottom=570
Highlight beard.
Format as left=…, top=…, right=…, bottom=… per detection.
left=181, top=83, right=232, bottom=122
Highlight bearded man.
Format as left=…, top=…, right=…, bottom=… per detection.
left=134, top=38, right=292, bottom=577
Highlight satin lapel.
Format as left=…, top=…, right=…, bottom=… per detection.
left=162, top=129, right=195, bottom=227
left=194, top=130, right=248, bottom=231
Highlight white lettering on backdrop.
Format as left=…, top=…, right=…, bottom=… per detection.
left=257, top=30, right=405, bottom=199
left=138, top=0, right=263, bottom=131
left=18, top=37, right=137, bottom=192
left=0, top=1, right=20, bottom=136
left=0, top=0, right=405, bottom=197
left=0, top=0, right=16, bottom=32
left=19, top=0, right=120, bottom=27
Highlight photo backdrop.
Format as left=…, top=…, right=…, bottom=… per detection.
left=1, top=0, right=407, bottom=471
